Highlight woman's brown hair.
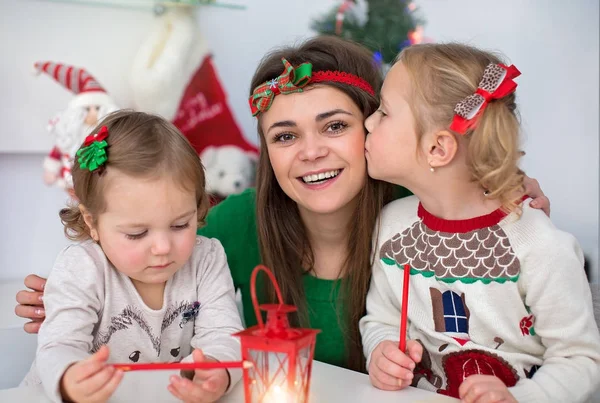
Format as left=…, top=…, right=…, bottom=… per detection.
left=251, top=35, right=393, bottom=372
left=397, top=43, right=524, bottom=211
left=60, top=110, right=209, bottom=240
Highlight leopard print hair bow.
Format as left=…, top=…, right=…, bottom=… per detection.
left=449, top=63, right=521, bottom=135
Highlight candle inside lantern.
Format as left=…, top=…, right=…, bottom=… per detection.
left=263, top=384, right=295, bottom=403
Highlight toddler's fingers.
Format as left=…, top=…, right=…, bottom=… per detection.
left=370, top=365, right=403, bottom=389
left=88, top=369, right=123, bottom=403
left=406, top=340, right=423, bottom=363
left=459, top=375, right=492, bottom=402
left=71, top=346, right=111, bottom=383
left=369, top=368, right=403, bottom=391
left=167, top=383, right=185, bottom=401
left=202, top=379, right=219, bottom=393
left=170, top=376, right=211, bottom=403
left=382, top=343, right=416, bottom=370
left=81, top=366, right=117, bottom=396
left=375, top=357, right=414, bottom=383
left=70, top=361, right=107, bottom=383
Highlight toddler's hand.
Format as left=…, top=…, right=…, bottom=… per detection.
left=368, top=339, right=422, bottom=391
left=168, top=349, right=230, bottom=402
left=60, top=345, right=123, bottom=403
left=459, top=374, right=517, bottom=403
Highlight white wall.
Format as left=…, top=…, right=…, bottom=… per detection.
left=0, top=0, right=598, bottom=282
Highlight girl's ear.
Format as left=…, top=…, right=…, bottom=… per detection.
left=79, top=204, right=99, bottom=241
left=425, top=130, right=458, bottom=169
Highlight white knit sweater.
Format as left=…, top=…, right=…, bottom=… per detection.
left=360, top=196, right=600, bottom=402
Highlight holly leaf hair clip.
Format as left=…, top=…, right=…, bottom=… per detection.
left=77, top=125, right=109, bottom=172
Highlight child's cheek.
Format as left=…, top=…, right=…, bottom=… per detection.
left=112, top=243, right=147, bottom=272
left=179, top=230, right=197, bottom=260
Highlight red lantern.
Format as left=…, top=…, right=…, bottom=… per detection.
left=233, top=265, right=321, bottom=403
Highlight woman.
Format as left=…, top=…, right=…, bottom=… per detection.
left=15, top=36, right=549, bottom=373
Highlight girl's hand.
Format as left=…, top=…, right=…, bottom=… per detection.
left=368, top=340, right=422, bottom=391
left=168, top=349, right=230, bottom=403
left=523, top=175, right=550, bottom=216
left=60, top=345, right=123, bottom=403
left=15, top=274, right=47, bottom=334
left=459, top=375, right=517, bottom=403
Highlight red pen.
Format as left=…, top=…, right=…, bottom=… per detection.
left=399, top=264, right=410, bottom=353
left=112, top=360, right=252, bottom=372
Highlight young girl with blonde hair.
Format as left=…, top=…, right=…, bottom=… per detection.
left=22, top=111, right=243, bottom=403
left=360, top=43, right=600, bottom=402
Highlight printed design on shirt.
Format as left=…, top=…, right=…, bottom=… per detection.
left=524, top=364, right=541, bottom=379
left=430, top=288, right=471, bottom=345
left=429, top=289, right=509, bottom=350
left=92, top=301, right=198, bottom=357
left=170, top=347, right=181, bottom=358
left=519, top=305, right=536, bottom=336
left=411, top=339, right=443, bottom=389
left=437, top=349, right=519, bottom=398
left=129, top=350, right=141, bottom=362
left=163, top=301, right=199, bottom=331
left=380, top=221, right=521, bottom=283
left=179, top=301, right=201, bottom=328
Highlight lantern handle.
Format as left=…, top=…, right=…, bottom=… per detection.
left=250, top=265, right=285, bottom=329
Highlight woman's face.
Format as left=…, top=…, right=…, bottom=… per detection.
left=260, top=85, right=367, bottom=215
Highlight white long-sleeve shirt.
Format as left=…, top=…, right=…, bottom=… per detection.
left=22, top=236, right=243, bottom=402
left=360, top=196, right=600, bottom=402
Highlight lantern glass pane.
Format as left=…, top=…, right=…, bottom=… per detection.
left=247, top=349, right=304, bottom=403
left=294, top=345, right=312, bottom=402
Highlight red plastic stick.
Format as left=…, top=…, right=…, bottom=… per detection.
left=112, top=360, right=250, bottom=372
left=399, top=264, right=410, bottom=352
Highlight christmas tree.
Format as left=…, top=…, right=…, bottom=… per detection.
left=311, top=0, right=425, bottom=65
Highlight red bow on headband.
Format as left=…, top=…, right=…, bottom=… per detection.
left=450, top=63, right=521, bottom=135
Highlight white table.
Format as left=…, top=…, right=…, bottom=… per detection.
left=0, top=360, right=457, bottom=402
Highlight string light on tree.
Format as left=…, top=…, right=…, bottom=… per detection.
left=312, top=0, right=429, bottom=65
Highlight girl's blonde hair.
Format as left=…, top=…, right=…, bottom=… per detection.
left=60, top=110, right=209, bottom=240
left=397, top=43, right=524, bottom=211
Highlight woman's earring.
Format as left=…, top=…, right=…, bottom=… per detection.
left=429, top=162, right=435, bottom=173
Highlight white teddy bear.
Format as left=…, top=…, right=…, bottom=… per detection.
left=200, top=145, right=257, bottom=198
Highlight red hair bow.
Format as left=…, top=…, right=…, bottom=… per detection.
left=450, top=64, right=521, bottom=135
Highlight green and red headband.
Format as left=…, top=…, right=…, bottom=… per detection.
left=249, top=58, right=375, bottom=116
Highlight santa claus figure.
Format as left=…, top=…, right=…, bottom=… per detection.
left=130, top=8, right=259, bottom=201
left=34, top=62, right=118, bottom=190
